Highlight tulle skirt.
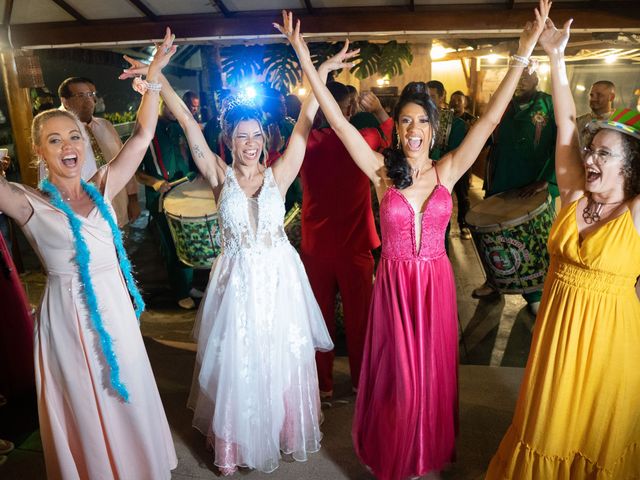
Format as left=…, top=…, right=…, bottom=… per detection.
left=353, top=254, right=459, bottom=480
left=188, top=243, right=333, bottom=473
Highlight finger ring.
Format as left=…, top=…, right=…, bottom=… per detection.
left=287, top=30, right=293, bottom=35
left=164, top=47, right=170, bottom=54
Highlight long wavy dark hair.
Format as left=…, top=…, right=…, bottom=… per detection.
left=383, top=82, right=439, bottom=189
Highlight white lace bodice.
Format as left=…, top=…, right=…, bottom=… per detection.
left=217, top=167, right=288, bottom=256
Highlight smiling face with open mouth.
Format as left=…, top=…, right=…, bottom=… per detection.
left=582, top=129, right=626, bottom=195
left=36, top=115, right=86, bottom=180
left=396, top=102, right=433, bottom=160
left=231, top=119, right=265, bottom=166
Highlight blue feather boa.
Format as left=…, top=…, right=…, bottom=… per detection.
left=40, top=179, right=145, bottom=402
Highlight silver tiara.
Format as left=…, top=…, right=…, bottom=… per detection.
left=220, top=94, right=260, bottom=119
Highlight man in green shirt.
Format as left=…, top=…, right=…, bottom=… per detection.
left=136, top=101, right=199, bottom=309
left=473, top=70, right=557, bottom=314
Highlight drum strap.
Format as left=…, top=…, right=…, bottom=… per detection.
left=151, top=135, right=169, bottom=180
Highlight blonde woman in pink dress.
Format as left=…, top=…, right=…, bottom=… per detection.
left=0, top=30, right=178, bottom=479
left=277, top=3, right=551, bottom=478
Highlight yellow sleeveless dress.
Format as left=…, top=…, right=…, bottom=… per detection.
left=486, top=198, right=640, bottom=479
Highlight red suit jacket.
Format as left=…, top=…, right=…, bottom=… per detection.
left=300, top=119, right=393, bottom=257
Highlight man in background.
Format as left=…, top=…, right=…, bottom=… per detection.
left=576, top=80, right=615, bottom=146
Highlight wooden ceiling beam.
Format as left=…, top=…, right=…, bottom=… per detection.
left=2, top=0, right=13, bottom=27
left=50, top=0, right=88, bottom=24
left=304, top=0, right=314, bottom=15
left=126, top=0, right=158, bottom=21
left=212, top=0, right=233, bottom=18
left=8, top=4, right=640, bottom=48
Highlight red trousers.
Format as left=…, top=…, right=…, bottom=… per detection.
left=301, top=251, right=374, bottom=393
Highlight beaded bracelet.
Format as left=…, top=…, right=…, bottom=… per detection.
left=509, top=54, right=529, bottom=67
left=146, top=81, right=162, bottom=92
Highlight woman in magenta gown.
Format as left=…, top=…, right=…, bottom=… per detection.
left=278, top=3, right=550, bottom=478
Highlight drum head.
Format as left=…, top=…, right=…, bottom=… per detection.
left=466, top=189, right=550, bottom=232
left=163, top=176, right=216, bottom=218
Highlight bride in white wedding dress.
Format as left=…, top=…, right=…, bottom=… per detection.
left=122, top=33, right=359, bottom=476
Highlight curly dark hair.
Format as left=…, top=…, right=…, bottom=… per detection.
left=585, top=127, right=640, bottom=198
left=383, top=82, right=439, bottom=189
left=619, top=133, right=640, bottom=198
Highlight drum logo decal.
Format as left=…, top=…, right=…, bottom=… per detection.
left=483, top=235, right=529, bottom=276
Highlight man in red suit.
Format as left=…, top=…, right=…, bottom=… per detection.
left=300, top=82, right=392, bottom=398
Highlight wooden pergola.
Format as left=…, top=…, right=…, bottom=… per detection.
left=1, top=0, right=639, bottom=185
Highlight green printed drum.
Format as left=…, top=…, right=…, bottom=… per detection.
left=465, top=189, right=555, bottom=294
left=163, top=177, right=222, bottom=269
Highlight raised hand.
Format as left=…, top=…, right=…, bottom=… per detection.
left=539, top=18, right=572, bottom=57
left=148, top=27, right=177, bottom=78
left=119, top=27, right=176, bottom=80
left=319, top=40, right=359, bottom=74
left=273, top=10, right=310, bottom=60
left=359, top=91, right=383, bottom=114
left=517, top=0, right=552, bottom=56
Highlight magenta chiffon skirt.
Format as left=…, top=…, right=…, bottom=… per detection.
left=352, top=254, right=458, bottom=480
left=0, top=230, right=34, bottom=397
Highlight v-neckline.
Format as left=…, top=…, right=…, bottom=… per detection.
left=31, top=188, right=100, bottom=222
left=387, top=184, right=449, bottom=256
left=389, top=184, right=446, bottom=217
left=574, top=201, right=630, bottom=249
left=230, top=166, right=268, bottom=202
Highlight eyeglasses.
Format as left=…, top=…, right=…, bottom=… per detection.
left=580, top=146, right=622, bottom=165
left=68, top=91, right=98, bottom=99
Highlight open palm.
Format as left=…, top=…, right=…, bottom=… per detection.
left=320, top=40, right=359, bottom=74
left=539, top=18, right=572, bottom=57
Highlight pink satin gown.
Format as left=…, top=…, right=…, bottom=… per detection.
left=352, top=173, right=458, bottom=480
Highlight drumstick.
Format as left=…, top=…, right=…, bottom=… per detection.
left=284, top=203, right=300, bottom=228
left=169, top=176, right=189, bottom=187
left=158, top=177, right=190, bottom=212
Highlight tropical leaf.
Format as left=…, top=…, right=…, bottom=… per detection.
left=263, top=44, right=302, bottom=93
left=377, top=41, right=413, bottom=77
left=218, top=40, right=414, bottom=91
left=220, top=45, right=265, bottom=87
left=350, top=41, right=381, bottom=79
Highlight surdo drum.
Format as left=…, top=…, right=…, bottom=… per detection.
left=466, top=189, right=555, bottom=294
left=163, top=177, right=222, bottom=269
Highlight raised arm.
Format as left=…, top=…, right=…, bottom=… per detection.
left=120, top=54, right=227, bottom=191
left=99, top=27, right=176, bottom=198
left=0, top=171, right=31, bottom=226
left=157, top=74, right=227, bottom=189
left=271, top=40, right=359, bottom=193
left=539, top=18, right=584, bottom=206
left=275, top=12, right=385, bottom=185
left=439, top=0, right=552, bottom=188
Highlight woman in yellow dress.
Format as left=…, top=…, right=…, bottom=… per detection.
left=486, top=17, right=640, bottom=480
